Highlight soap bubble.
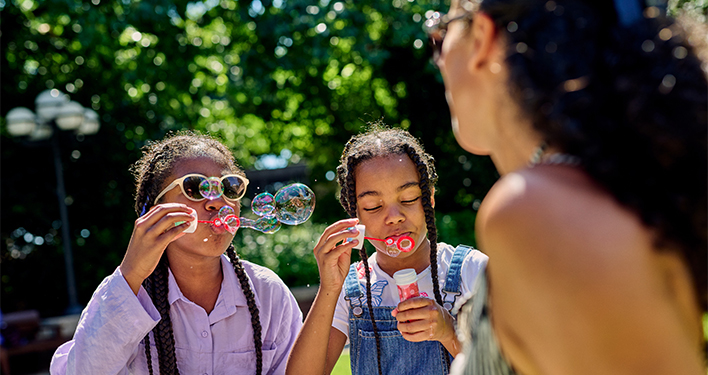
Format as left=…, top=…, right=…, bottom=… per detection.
left=396, top=236, right=414, bottom=252
left=218, top=206, right=240, bottom=232
left=240, top=216, right=281, bottom=234
left=379, top=243, right=402, bottom=258
left=224, top=216, right=240, bottom=228
left=252, top=192, right=276, bottom=216
left=274, top=183, right=315, bottom=225
left=199, top=177, right=223, bottom=200
left=254, top=215, right=281, bottom=233
left=218, top=205, right=236, bottom=221
left=219, top=205, right=234, bottom=215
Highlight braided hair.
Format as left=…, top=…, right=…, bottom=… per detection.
left=130, top=131, right=264, bottom=375
left=473, top=0, right=707, bottom=310
left=336, top=124, right=449, bottom=374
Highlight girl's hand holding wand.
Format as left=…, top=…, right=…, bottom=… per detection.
left=312, top=218, right=360, bottom=295
left=120, top=203, right=195, bottom=294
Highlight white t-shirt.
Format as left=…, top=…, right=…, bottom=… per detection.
left=332, top=242, right=488, bottom=340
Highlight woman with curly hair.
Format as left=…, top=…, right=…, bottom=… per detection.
left=425, top=0, right=707, bottom=374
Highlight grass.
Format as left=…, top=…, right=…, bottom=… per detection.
left=331, top=352, right=351, bottom=375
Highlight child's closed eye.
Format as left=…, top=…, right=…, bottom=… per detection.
left=401, top=196, right=421, bottom=204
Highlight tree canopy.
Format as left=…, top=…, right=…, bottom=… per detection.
left=2, top=0, right=500, bottom=316
left=2, top=0, right=705, bottom=317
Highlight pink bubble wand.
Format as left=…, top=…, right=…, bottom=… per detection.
left=350, top=224, right=415, bottom=252
left=197, top=216, right=240, bottom=232
left=364, top=235, right=415, bottom=252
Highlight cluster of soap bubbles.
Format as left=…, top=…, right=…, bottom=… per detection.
left=215, top=183, right=315, bottom=234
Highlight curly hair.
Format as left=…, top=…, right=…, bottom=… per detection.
left=336, top=124, right=451, bottom=374
left=474, top=0, right=707, bottom=310
left=130, top=131, right=264, bottom=375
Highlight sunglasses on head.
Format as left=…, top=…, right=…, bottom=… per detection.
left=154, top=173, right=249, bottom=205
left=425, top=1, right=476, bottom=63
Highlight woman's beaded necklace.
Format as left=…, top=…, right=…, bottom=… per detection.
left=528, top=143, right=581, bottom=167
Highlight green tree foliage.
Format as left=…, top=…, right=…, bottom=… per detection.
left=2, top=0, right=499, bottom=316
left=670, top=0, right=708, bottom=19
left=3, top=0, right=703, bottom=317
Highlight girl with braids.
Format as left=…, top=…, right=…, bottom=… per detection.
left=286, top=126, right=488, bottom=375
left=425, top=0, right=707, bottom=374
left=51, top=132, right=303, bottom=375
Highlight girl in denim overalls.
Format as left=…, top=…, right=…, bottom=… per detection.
left=287, top=126, right=488, bottom=375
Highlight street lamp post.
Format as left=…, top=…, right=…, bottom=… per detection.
left=6, top=89, right=101, bottom=315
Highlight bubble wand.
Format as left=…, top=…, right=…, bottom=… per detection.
left=364, top=235, right=415, bottom=252
left=181, top=183, right=315, bottom=234
left=351, top=224, right=415, bottom=256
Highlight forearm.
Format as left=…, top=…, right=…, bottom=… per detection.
left=439, top=332, right=462, bottom=358
left=50, top=269, right=159, bottom=375
left=286, top=287, right=341, bottom=375
left=439, top=309, right=462, bottom=357
left=119, top=263, right=144, bottom=295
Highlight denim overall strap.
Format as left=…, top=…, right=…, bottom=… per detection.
left=345, top=262, right=365, bottom=316
left=441, top=244, right=473, bottom=313
left=349, top=306, right=451, bottom=375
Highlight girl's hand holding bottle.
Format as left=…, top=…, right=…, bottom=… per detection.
left=392, top=297, right=458, bottom=353
left=312, top=218, right=360, bottom=295
left=120, top=203, right=196, bottom=294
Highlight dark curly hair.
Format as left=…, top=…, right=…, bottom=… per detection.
left=472, top=0, right=707, bottom=310
left=336, top=124, right=452, bottom=374
left=130, top=131, right=264, bottom=375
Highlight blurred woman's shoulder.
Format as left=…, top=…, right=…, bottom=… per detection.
left=476, top=165, right=652, bottom=269
left=475, top=165, right=705, bottom=374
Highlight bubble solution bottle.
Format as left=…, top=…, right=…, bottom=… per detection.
left=393, top=268, right=420, bottom=302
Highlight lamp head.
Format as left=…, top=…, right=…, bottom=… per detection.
left=55, top=101, right=85, bottom=130
left=77, top=108, right=100, bottom=135
left=35, top=89, right=69, bottom=122
left=6, top=107, right=37, bottom=137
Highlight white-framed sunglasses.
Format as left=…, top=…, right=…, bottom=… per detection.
left=154, top=173, right=249, bottom=205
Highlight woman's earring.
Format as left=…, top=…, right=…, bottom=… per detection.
left=490, top=62, right=501, bottom=74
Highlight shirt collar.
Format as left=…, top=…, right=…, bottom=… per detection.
left=166, top=255, right=251, bottom=317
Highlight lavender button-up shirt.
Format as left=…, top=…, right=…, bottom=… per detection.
left=50, top=255, right=303, bottom=375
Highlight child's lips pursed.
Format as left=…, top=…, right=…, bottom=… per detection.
left=387, top=232, right=411, bottom=240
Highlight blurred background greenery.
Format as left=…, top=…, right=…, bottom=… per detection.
left=1, top=0, right=705, bottom=322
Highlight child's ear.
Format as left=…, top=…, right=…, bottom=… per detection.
left=431, top=188, right=436, bottom=208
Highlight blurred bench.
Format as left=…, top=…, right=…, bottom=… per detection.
left=1, top=310, right=74, bottom=357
